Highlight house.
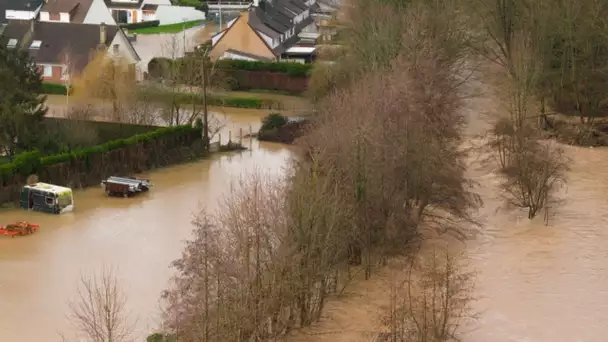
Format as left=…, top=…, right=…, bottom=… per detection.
left=312, top=0, right=339, bottom=42
left=209, top=0, right=319, bottom=63
left=1, top=20, right=141, bottom=82
left=0, top=0, right=44, bottom=23
left=39, top=0, right=93, bottom=23
left=106, top=0, right=205, bottom=26
left=106, top=0, right=144, bottom=24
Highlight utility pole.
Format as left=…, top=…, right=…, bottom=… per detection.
left=182, top=17, right=187, bottom=54
left=219, top=0, right=223, bottom=32
left=201, top=53, right=209, bottom=151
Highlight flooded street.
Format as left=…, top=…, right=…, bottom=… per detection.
left=0, top=109, right=294, bottom=341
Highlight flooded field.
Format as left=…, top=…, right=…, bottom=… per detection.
left=0, top=107, right=294, bottom=341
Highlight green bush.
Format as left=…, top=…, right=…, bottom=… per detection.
left=0, top=125, right=198, bottom=184
left=221, top=97, right=262, bottom=108
left=261, top=113, right=288, bottom=131
left=217, top=60, right=312, bottom=77
left=120, top=20, right=160, bottom=30
left=137, top=87, right=280, bottom=109
left=41, top=82, right=70, bottom=95
left=147, top=333, right=177, bottom=342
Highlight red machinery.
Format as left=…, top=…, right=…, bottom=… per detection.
left=0, top=221, right=39, bottom=237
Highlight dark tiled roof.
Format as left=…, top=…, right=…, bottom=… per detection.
left=248, top=7, right=281, bottom=38
left=272, top=15, right=313, bottom=54
left=71, top=0, right=93, bottom=23
left=288, top=0, right=307, bottom=11
left=0, top=0, right=44, bottom=23
left=104, top=0, right=143, bottom=9
left=225, top=49, right=273, bottom=61
left=42, top=0, right=80, bottom=13
left=1, top=21, right=120, bottom=72
left=284, top=1, right=305, bottom=15
left=142, top=3, right=157, bottom=10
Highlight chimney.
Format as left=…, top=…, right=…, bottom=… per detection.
left=99, top=22, right=106, bottom=45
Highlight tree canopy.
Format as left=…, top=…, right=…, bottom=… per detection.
left=0, top=44, right=47, bottom=157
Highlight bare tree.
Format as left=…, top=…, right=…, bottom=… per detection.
left=501, top=138, right=569, bottom=219
left=67, top=266, right=133, bottom=342
left=59, top=46, right=75, bottom=114
left=381, top=247, right=477, bottom=342
left=71, top=50, right=139, bottom=123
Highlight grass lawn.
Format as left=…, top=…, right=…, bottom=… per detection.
left=131, top=20, right=204, bottom=34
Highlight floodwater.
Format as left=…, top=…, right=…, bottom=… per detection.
left=7, top=89, right=608, bottom=341
left=0, top=109, right=294, bottom=341
left=464, top=144, right=608, bottom=342
left=461, top=76, right=608, bottom=342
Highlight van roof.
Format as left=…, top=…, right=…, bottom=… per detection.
left=24, top=182, right=72, bottom=194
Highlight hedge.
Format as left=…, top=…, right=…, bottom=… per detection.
left=0, top=124, right=198, bottom=183
left=120, top=20, right=160, bottom=30
left=42, top=82, right=71, bottom=95
left=217, top=60, right=312, bottom=77
left=42, top=117, right=159, bottom=145
left=139, top=88, right=280, bottom=109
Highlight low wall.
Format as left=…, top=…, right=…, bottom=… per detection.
left=0, top=129, right=202, bottom=205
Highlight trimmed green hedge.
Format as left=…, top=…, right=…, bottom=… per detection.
left=0, top=125, right=198, bottom=183
left=42, top=82, right=71, bottom=95
left=120, top=20, right=160, bottom=30
left=139, top=87, right=283, bottom=109
left=217, top=60, right=312, bottom=77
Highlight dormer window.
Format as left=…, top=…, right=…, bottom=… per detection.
left=30, top=40, right=42, bottom=49
left=7, top=39, right=18, bottom=49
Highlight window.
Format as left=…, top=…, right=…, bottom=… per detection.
left=45, top=196, right=54, bottom=205
left=42, top=65, right=52, bottom=77
left=57, top=194, right=72, bottom=208
left=30, top=40, right=42, bottom=49
left=113, top=44, right=119, bottom=54
left=7, top=39, right=17, bottom=48
left=49, top=12, right=60, bottom=21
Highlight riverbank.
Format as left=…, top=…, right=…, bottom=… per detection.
left=542, top=114, right=608, bottom=146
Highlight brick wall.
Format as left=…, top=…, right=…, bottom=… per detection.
left=38, top=64, right=64, bottom=83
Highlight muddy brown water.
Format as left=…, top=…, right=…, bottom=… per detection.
left=0, top=108, right=293, bottom=341
left=464, top=144, right=608, bottom=342
left=6, top=92, right=608, bottom=341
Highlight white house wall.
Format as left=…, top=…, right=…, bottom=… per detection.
left=83, top=0, right=117, bottom=25
left=211, top=31, right=225, bottom=46
left=108, top=8, right=142, bottom=24
left=221, top=51, right=258, bottom=61
left=142, top=0, right=171, bottom=5
left=154, top=5, right=205, bottom=26
left=108, top=32, right=142, bottom=79
left=256, top=30, right=274, bottom=49
left=6, top=7, right=41, bottom=20
left=226, top=17, right=237, bottom=28
left=40, top=11, right=76, bottom=22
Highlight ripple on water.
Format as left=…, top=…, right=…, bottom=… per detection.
left=467, top=145, right=608, bottom=341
